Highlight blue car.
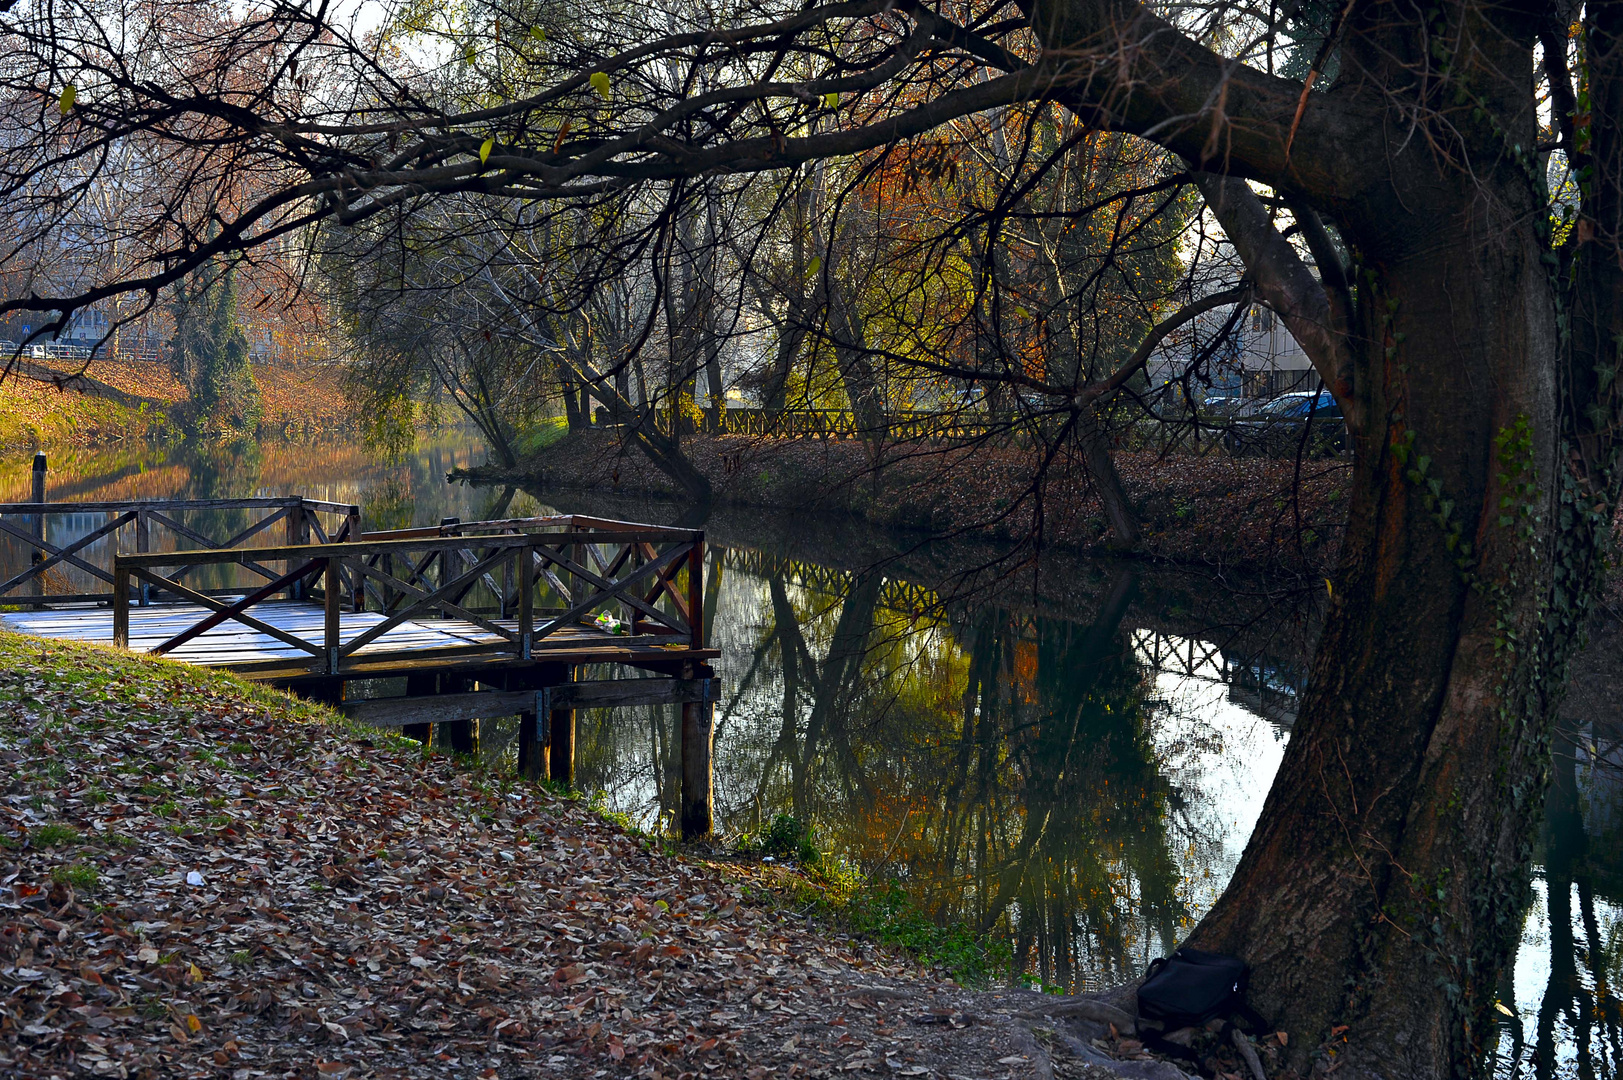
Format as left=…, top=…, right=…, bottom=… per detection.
left=1224, top=391, right=1348, bottom=457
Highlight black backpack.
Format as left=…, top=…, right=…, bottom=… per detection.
left=1137, top=948, right=1268, bottom=1032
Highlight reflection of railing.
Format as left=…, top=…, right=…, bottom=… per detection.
left=721, top=547, right=939, bottom=616
left=0, top=497, right=360, bottom=604
left=1131, top=629, right=1305, bottom=724
left=111, top=520, right=705, bottom=675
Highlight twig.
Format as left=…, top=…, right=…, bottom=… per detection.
left=1232, top=1027, right=1268, bottom=1080
left=865, top=809, right=912, bottom=881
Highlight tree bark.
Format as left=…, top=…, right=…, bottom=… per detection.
left=1187, top=196, right=1565, bottom=1076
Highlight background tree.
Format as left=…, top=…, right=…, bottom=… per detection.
left=168, top=259, right=262, bottom=437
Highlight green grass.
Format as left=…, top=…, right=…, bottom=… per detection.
left=739, top=816, right=1013, bottom=989
left=31, top=823, right=81, bottom=847
left=51, top=863, right=99, bottom=889
left=514, top=416, right=569, bottom=457
left=841, top=882, right=1012, bottom=988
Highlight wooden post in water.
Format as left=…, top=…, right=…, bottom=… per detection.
left=28, top=453, right=44, bottom=606
left=517, top=704, right=546, bottom=780
left=548, top=666, right=575, bottom=789
left=401, top=673, right=435, bottom=743
left=680, top=661, right=715, bottom=840
left=438, top=673, right=476, bottom=755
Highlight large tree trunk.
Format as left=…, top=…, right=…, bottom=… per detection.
left=1187, top=200, right=1564, bottom=1076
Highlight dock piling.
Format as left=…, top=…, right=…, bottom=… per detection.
left=401, top=673, right=435, bottom=743
left=518, top=706, right=546, bottom=780
left=548, top=668, right=576, bottom=789
left=680, top=662, right=716, bottom=840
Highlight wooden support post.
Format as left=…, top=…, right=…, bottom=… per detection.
left=687, top=538, right=705, bottom=649
left=438, top=674, right=476, bottom=755
left=517, top=707, right=546, bottom=780
left=548, top=666, right=576, bottom=789
left=286, top=503, right=310, bottom=601
left=135, top=508, right=150, bottom=607
left=305, top=678, right=344, bottom=706
left=28, top=452, right=45, bottom=607
left=518, top=544, right=533, bottom=660
left=324, top=556, right=341, bottom=676
left=680, top=662, right=715, bottom=841
left=112, top=566, right=129, bottom=649
left=401, top=672, right=435, bottom=743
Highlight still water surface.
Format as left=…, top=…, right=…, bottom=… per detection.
left=2, top=435, right=1616, bottom=1077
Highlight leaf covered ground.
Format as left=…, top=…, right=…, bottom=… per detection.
left=0, top=634, right=1078, bottom=1080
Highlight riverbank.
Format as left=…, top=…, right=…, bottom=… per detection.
left=0, top=634, right=1082, bottom=1079
left=463, top=430, right=1352, bottom=572
left=0, top=359, right=355, bottom=451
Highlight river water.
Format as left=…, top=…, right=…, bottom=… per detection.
left=3, top=435, right=1616, bottom=1077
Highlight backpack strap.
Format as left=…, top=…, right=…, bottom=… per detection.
left=1230, top=1001, right=1272, bottom=1036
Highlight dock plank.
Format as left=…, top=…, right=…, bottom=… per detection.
left=0, top=600, right=708, bottom=678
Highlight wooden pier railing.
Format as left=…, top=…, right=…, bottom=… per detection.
left=0, top=496, right=360, bottom=604
left=110, top=518, right=705, bottom=676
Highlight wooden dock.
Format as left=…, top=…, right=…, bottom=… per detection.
left=0, top=474, right=721, bottom=837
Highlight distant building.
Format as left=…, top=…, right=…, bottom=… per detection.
left=1148, top=302, right=1321, bottom=408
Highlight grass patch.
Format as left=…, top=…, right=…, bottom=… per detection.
left=51, top=862, right=99, bottom=890
left=733, top=816, right=1011, bottom=989
left=514, top=416, right=569, bottom=457
left=31, top=823, right=81, bottom=847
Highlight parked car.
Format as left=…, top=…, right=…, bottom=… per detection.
left=1223, top=390, right=1347, bottom=457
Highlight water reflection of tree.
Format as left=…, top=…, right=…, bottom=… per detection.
left=940, top=571, right=1185, bottom=991
left=176, top=437, right=263, bottom=592
left=1491, top=717, right=1623, bottom=1080
left=573, top=550, right=1279, bottom=990
left=712, top=557, right=1192, bottom=991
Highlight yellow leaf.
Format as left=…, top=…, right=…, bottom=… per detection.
left=463, top=43, right=476, bottom=65
left=185, top=1013, right=202, bottom=1033
left=1324, top=577, right=1333, bottom=598
left=529, top=26, right=546, bottom=41
left=806, top=255, right=821, bottom=276
left=188, top=962, right=203, bottom=983
left=822, top=91, right=839, bottom=108
left=479, top=137, right=495, bottom=165
left=589, top=71, right=611, bottom=100
left=59, top=84, right=75, bottom=115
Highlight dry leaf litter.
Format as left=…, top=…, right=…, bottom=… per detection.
left=0, top=638, right=1209, bottom=1080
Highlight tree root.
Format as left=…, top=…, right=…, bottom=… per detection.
left=1231, top=1027, right=1267, bottom=1080
left=1018, top=997, right=1139, bottom=1035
